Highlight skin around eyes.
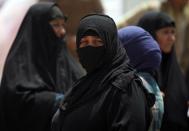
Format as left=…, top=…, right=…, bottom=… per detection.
left=79, top=36, right=104, bottom=48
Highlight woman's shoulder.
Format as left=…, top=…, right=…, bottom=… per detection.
left=111, top=71, right=142, bottom=92
left=110, top=71, right=155, bottom=108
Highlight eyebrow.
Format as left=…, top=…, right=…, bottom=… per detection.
left=96, top=38, right=102, bottom=40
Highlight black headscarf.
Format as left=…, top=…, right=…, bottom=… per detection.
left=138, top=11, right=175, bottom=39
left=1, top=2, right=84, bottom=93
left=48, top=5, right=67, bottom=21
left=138, top=11, right=189, bottom=128
left=61, top=14, right=132, bottom=109
left=0, top=2, right=84, bottom=131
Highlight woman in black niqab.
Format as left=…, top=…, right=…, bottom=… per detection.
left=138, top=11, right=189, bottom=131
left=51, top=14, right=153, bottom=131
left=0, top=2, right=84, bottom=131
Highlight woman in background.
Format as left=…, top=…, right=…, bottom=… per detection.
left=138, top=11, right=189, bottom=131
left=0, top=2, right=84, bottom=131
left=118, top=26, right=163, bottom=131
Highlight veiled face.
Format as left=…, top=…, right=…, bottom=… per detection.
left=156, top=27, right=176, bottom=53
left=79, top=36, right=104, bottom=48
left=76, top=14, right=123, bottom=64
left=49, top=18, right=66, bottom=38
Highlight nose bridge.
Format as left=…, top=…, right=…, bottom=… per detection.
left=88, top=38, right=93, bottom=45
left=88, top=37, right=97, bottom=46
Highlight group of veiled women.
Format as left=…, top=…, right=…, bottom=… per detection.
left=0, top=1, right=188, bottom=131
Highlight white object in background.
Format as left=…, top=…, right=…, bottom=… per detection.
left=0, top=0, right=38, bottom=82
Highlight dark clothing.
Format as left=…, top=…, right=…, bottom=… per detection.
left=0, top=2, right=84, bottom=131
left=52, top=14, right=152, bottom=131
left=138, top=12, right=189, bottom=131
left=160, top=51, right=189, bottom=131
left=118, top=26, right=163, bottom=131
left=52, top=73, right=151, bottom=131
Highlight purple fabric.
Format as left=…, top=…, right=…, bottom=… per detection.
left=118, top=26, right=162, bottom=72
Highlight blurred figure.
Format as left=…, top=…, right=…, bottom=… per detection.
left=118, top=0, right=189, bottom=75
left=118, top=26, right=163, bottom=131
left=138, top=11, right=189, bottom=131
left=0, top=2, right=84, bottom=131
left=52, top=14, right=153, bottom=131
left=0, top=0, right=5, bottom=9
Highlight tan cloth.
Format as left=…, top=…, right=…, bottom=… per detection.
left=57, top=0, right=104, bottom=35
left=117, top=0, right=161, bottom=28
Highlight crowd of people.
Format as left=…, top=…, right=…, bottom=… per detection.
left=0, top=1, right=189, bottom=131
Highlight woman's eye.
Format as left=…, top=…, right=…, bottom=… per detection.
left=80, top=40, right=86, bottom=43
left=96, top=40, right=103, bottom=45
left=50, top=23, right=58, bottom=28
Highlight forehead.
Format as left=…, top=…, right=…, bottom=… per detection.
left=49, top=18, right=65, bottom=23
left=81, top=35, right=101, bottom=40
left=157, top=26, right=175, bottom=31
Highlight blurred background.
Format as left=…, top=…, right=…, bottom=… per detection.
left=102, top=0, right=151, bottom=23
